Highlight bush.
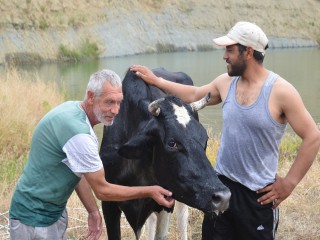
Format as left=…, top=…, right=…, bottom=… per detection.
left=58, top=38, right=100, bottom=62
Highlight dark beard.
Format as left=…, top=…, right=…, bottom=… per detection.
left=227, top=57, right=246, bottom=76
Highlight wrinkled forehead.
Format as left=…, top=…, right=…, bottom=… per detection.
left=99, top=83, right=123, bottom=99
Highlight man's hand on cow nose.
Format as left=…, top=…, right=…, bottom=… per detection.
left=164, top=195, right=175, bottom=208
left=150, top=186, right=175, bottom=208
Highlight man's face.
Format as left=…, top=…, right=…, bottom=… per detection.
left=93, top=82, right=123, bottom=126
left=223, top=45, right=247, bottom=76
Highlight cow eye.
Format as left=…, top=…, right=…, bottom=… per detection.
left=168, top=139, right=177, bottom=149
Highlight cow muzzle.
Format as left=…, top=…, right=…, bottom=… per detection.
left=211, top=188, right=231, bottom=215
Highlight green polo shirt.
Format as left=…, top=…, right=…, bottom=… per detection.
left=10, top=101, right=91, bottom=226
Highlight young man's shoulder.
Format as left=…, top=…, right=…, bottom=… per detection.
left=211, top=73, right=233, bottom=87
left=273, top=76, right=297, bottom=96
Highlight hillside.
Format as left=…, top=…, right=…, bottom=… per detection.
left=0, top=0, right=319, bottom=64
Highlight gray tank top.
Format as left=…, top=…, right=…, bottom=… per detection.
left=215, top=71, right=287, bottom=191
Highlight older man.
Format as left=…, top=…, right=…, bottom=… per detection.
left=9, top=69, right=174, bottom=240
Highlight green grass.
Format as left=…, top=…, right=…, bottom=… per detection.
left=156, top=43, right=176, bottom=53
left=279, top=132, right=302, bottom=162
left=0, top=155, right=27, bottom=183
left=58, top=38, right=100, bottom=62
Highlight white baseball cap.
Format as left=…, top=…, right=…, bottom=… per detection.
left=213, top=21, right=268, bottom=54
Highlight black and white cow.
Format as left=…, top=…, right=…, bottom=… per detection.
left=99, top=67, right=230, bottom=240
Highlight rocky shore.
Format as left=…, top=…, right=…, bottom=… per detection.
left=0, top=0, right=319, bottom=65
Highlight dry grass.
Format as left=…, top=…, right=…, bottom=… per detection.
left=0, top=0, right=319, bottom=41
left=276, top=158, right=320, bottom=239
left=65, top=160, right=320, bottom=240
left=0, top=0, right=169, bottom=30
left=0, top=69, right=319, bottom=239
left=64, top=133, right=320, bottom=240
left=0, top=67, right=64, bottom=160
left=0, top=67, right=64, bottom=238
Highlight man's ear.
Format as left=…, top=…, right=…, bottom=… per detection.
left=86, top=90, right=95, bottom=104
left=246, top=47, right=254, bottom=58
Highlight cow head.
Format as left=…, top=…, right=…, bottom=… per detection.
left=118, top=94, right=230, bottom=214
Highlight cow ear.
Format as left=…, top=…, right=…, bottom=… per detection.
left=118, top=120, right=159, bottom=159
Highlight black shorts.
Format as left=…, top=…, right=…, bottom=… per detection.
left=202, top=175, right=279, bottom=240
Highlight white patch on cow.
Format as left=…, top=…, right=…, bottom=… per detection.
left=145, top=202, right=188, bottom=240
left=172, top=103, right=190, bottom=127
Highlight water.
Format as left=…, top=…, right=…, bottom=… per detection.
left=6, top=48, right=320, bottom=135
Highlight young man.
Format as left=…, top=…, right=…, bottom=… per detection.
left=130, top=21, right=320, bottom=240
left=9, top=69, right=174, bottom=240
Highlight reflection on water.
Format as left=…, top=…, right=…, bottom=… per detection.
left=2, top=48, right=320, bottom=135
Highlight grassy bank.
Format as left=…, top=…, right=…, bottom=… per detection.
left=1, top=0, right=320, bottom=65
left=0, top=69, right=319, bottom=239
left=0, top=67, right=64, bottom=237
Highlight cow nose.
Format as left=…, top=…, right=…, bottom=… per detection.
left=212, top=189, right=231, bottom=212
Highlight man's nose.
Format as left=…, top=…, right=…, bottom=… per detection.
left=110, top=104, right=120, bottom=114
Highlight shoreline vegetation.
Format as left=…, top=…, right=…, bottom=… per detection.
left=1, top=68, right=320, bottom=239
left=0, top=0, right=319, bottom=65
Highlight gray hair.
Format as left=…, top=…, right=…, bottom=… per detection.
left=84, top=69, right=122, bottom=100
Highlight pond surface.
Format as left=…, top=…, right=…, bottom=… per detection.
left=6, top=48, right=320, bottom=136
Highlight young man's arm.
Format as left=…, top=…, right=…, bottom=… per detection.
left=257, top=78, right=320, bottom=208
left=130, top=65, right=225, bottom=105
